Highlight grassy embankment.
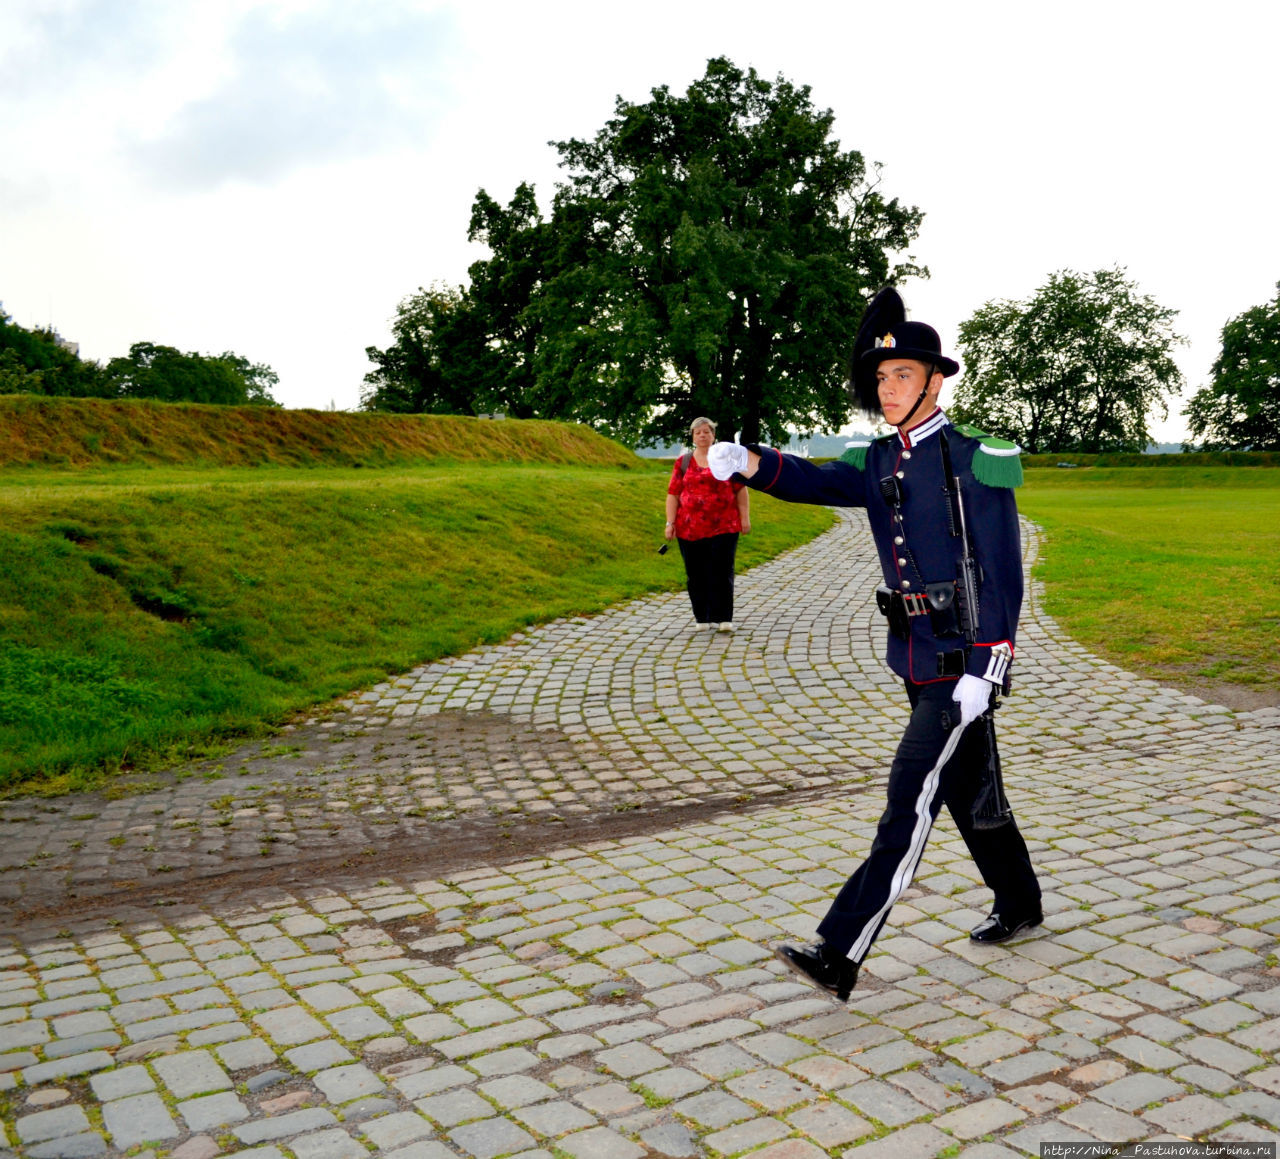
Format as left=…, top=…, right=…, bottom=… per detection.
left=0, top=397, right=835, bottom=795
left=1019, top=466, right=1280, bottom=706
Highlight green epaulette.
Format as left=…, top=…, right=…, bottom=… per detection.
left=952, top=423, right=1023, bottom=489
left=839, top=442, right=871, bottom=470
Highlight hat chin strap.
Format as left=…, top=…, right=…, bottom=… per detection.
left=884, top=364, right=935, bottom=430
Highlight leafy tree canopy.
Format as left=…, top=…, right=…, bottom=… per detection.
left=103, top=342, right=279, bottom=406
left=362, top=284, right=500, bottom=415
left=951, top=268, right=1184, bottom=454
left=0, top=308, right=109, bottom=397
left=1184, top=282, right=1280, bottom=451
left=364, top=57, right=927, bottom=444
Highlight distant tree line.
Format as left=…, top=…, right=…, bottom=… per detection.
left=363, top=54, right=1279, bottom=455
left=0, top=309, right=279, bottom=407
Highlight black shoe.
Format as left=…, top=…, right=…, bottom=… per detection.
left=774, top=941, right=858, bottom=1001
left=969, top=907, right=1044, bottom=943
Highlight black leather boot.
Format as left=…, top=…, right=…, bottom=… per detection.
left=969, top=906, right=1043, bottom=943
left=774, top=941, right=858, bottom=1001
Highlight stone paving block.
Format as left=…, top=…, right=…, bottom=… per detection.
left=233, top=1108, right=339, bottom=1144
left=179, top=1091, right=251, bottom=1131
left=838, top=1079, right=932, bottom=1127
left=983, top=1050, right=1068, bottom=1085
left=285, top=1039, right=354, bottom=1072
left=556, top=1126, right=646, bottom=1159
left=1107, top=1035, right=1187, bottom=1070
left=725, top=1067, right=817, bottom=1112
left=1233, top=1017, right=1280, bottom=1053
left=89, top=1063, right=154, bottom=1101
left=702, top=1116, right=790, bottom=1155
left=887, top=1070, right=965, bottom=1113
left=297, top=982, right=360, bottom=1012
left=1005, top=1081, right=1080, bottom=1114
left=358, top=1109, right=437, bottom=1150
left=596, top=1041, right=667, bottom=1078
left=380, top=1144, right=456, bottom=1159
left=16, top=1105, right=91, bottom=1144
left=436, top=1017, right=551, bottom=1059
left=1004, top=1120, right=1098, bottom=1154
left=786, top=1099, right=874, bottom=1147
left=391, top=1064, right=474, bottom=1099
left=931, top=1096, right=1026, bottom=1139
left=325, top=1005, right=394, bottom=1040
left=635, top=1066, right=709, bottom=1101
left=638, top=1121, right=699, bottom=1157
left=1169, top=969, right=1242, bottom=1000
left=313, top=1062, right=385, bottom=1103
left=512, top=1099, right=598, bottom=1136
left=416, top=1088, right=496, bottom=1127
left=290, top=1127, right=368, bottom=1159
left=1183, top=1034, right=1268, bottom=1075
left=217, top=1036, right=277, bottom=1070
left=1144, top=1092, right=1236, bottom=1136
left=101, top=1091, right=180, bottom=1148
left=22, top=1050, right=114, bottom=1085
left=446, top=1117, right=536, bottom=1159
left=1173, top=1064, right=1238, bottom=1093
left=671, top=1089, right=755, bottom=1128
left=251, top=1005, right=330, bottom=1045
left=477, top=1073, right=558, bottom=1109
left=1060, top=1100, right=1151, bottom=1142
left=153, top=1048, right=233, bottom=1097
left=835, top=1121, right=953, bottom=1158
left=25, top=1133, right=108, bottom=1158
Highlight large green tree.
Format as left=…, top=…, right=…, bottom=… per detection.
left=362, top=284, right=500, bottom=414
left=951, top=268, right=1184, bottom=453
left=364, top=57, right=926, bottom=443
left=104, top=343, right=279, bottom=406
left=539, top=57, right=925, bottom=445
left=0, top=309, right=108, bottom=397
left=1183, top=283, right=1280, bottom=451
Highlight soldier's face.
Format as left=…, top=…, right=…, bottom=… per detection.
left=877, top=360, right=943, bottom=430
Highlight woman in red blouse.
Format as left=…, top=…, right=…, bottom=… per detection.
left=665, top=417, right=751, bottom=632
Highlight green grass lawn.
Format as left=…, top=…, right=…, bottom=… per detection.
left=1019, top=467, right=1280, bottom=703
left=0, top=461, right=834, bottom=794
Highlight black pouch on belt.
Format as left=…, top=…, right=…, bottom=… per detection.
left=876, top=584, right=910, bottom=641
left=925, top=581, right=962, bottom=638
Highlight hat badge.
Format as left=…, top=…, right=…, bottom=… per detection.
left=875, top=332, right=896, bottom=349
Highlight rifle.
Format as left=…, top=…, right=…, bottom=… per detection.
left=940, top=433, right=1013, bottom=830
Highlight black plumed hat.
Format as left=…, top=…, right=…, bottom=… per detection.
left=848, top=287, right=960, bottom=418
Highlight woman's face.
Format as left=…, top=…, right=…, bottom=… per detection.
left=691, top=423, right=715, bottom=447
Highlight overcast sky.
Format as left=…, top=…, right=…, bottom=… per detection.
left=3, top=0, right=1277, bottom=442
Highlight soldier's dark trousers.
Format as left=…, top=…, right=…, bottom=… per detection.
left=677, top=533, right=738, bottom=623
left=816, top=678, right=1040, bottom=964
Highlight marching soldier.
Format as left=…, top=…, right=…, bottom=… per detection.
left=708, top=288, right=1042, bottom=1000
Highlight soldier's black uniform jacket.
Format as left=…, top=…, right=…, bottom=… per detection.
left=743, top=409, right=1022, bottom=688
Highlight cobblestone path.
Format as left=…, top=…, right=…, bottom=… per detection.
left=3, top=511, right=1280, bottom=1158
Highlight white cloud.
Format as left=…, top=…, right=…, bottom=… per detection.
left=125, top=2, right=457, bottom=189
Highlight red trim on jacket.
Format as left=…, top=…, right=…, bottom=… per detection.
left=758, top=447, right=784, bottom=491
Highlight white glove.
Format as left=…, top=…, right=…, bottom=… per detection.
left=707, top=442, right=748, bottom=481
left=953, top=674, right=993, bottom=727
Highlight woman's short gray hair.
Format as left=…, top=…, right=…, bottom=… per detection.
left=689, top=416, right=716, bottom=435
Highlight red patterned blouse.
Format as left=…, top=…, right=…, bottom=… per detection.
left=667, top=456, right=744, bottom=540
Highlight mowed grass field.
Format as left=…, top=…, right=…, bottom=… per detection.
left=3, top=393, right=1275, bottom=798
left=0, top=459, right=835, bottom=794
left=1018, top=466, right=1280, bottom=706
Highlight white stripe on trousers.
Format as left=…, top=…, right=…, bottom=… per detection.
left=845, top=721, right=967, bottom=963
